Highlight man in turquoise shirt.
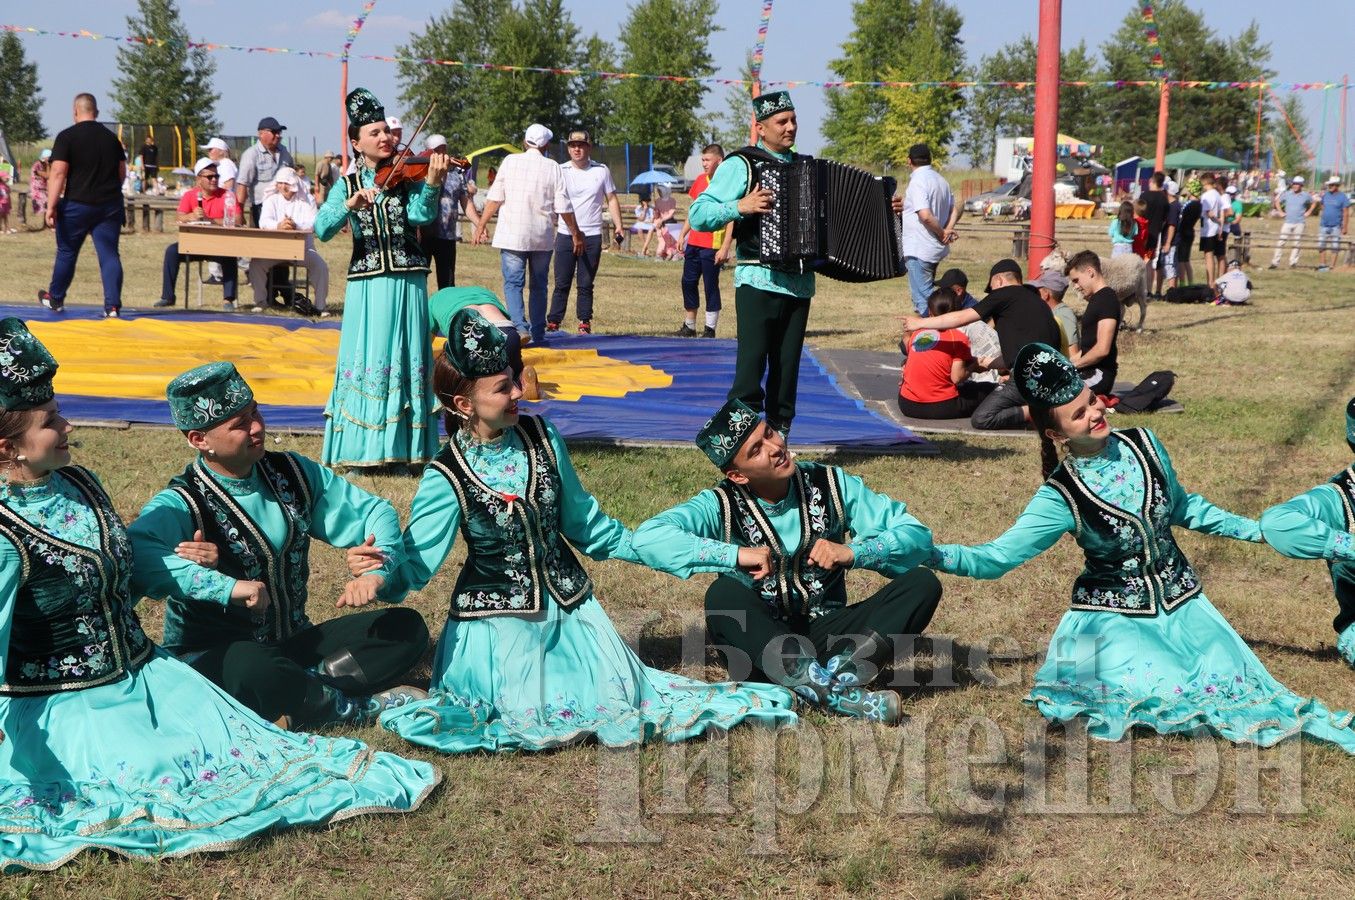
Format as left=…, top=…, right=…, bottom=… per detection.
left=128, top=362, right=429, bottom=728
left=688, top=91, right=814, bottom=437
left=633, top=399, right=943, bottom=724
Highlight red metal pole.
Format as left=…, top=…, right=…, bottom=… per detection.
left=1028, top=0, right=1061, bottom=273
left=340, top=60, right=350, bottom=172
left=1154, top=81, right=1169, bottom=172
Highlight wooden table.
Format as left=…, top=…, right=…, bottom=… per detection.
left=176, top=224, right=311, bottom=308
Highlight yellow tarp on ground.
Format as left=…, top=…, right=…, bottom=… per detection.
left=29, top=318, right=670, bottom=406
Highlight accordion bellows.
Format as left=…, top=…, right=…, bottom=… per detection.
left=756, top=158, right=905, bottom=283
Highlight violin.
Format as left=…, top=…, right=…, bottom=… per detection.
left=374, top=153, right=471, bottom=190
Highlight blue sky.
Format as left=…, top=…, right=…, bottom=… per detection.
left=12, top=0, right=1354, bottom=165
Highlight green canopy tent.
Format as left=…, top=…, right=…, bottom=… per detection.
left=1161, top=149, right=1240, bottom=171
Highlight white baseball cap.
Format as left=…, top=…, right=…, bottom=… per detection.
left=1328, top=176, right=1342, bottom=185
left=193, top=157, right=218, bottom=176
left=1164, top=178, right=1179, bottom=195
left=524, top=123, right=553, bottom=148
left=1292, top=175, right=1305, bottom=184
left=272, top=166, right=299, bottom=186
left=386, top=116, right=402, bottom=131
left=424, top=134, right=448, bottom=153
left=199, top=137, right=229, bottom=153
left=1225, top=185, right=1237, bottom=194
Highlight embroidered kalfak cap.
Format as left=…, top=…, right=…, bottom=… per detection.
left=0, top=318, right=58, bottom=411
left=1012, top=343, right=1085, bottom=409
left=442, top=309, right=509, bottom=378
left=345, top=88, right=386, bottom=129
left=696, top=398, right=763, bottom=468
left=166, top=362, right=254, bottom=431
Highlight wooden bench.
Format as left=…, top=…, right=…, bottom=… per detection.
left=124, top=195, right=181, bottom=233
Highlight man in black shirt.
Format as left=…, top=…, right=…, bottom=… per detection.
left=1175, top=187, right=1202, bottom=286
left=39, top=93, right=127, bottom=317
left=903, top=257, right=1061, bottom=432
left=1063, top=250, right=1121, bottom=392
left=1141, top=171, right=1170, bottom=297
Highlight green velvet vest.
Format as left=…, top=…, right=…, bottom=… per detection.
left=1329, top=465, right=1355, bottom=633
left=0, top=466, right=152, bottom=694
left=430, top=416, right=592, bottom=618
left=712, top=462, right=847, bottom=622
left=1047, top=428, right=1201, bottom=617
left=164, top=452, right=314, bottom=652
left=343, top=172, right=430, bottom=279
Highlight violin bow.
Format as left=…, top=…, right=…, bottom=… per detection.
left=376, top=100, right=438, bottom=192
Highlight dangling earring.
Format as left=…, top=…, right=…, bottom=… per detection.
left=206, top=449, right=216, bottom=457
left=14, top=455, right=25, bottom=462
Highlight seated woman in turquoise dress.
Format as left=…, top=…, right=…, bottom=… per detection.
left=0, top=319, right=440, bottom=871
left=932, top=343, right=1355, bottom=752
left=350, top=308, right=796, bottom=753
left=1260, top=397, right=1355, bottom=665
left=313, top=87, right=451, bottom=469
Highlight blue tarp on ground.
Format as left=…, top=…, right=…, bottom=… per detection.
left=10, top=303, right=929, bottom=452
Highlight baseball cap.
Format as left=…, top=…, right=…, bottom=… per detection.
left=386, top=116, right=403, bottom=131
left=986, top=258, right=1024, bottom=292
left=424, top=134, right=448, bottom=153
left=1328, top=176, right=1342, bottom=185
left=256, top=116, right=285, bottom=132
left=566, top=130, right=592, bottom=145
left=199, top=137, right=229, bottom=153
left=1225, top=185, right=1238, bottom=194
left=193, top=157, right=219, bottom=176
left=323, top=150, right=337, bottom=158
left=524, top=123, right=553, bottom=148
left=1292, top=175, right=1305, bottom=184
left=1027, top=269, right=1069, bottom=297
left=935, top=268, right=968, bottom=291
left=272, top=166, right=298, bottom=186
left=1164, top=178, right=1179, bottom=195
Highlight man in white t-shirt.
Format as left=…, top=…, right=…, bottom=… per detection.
left=1197, top=172, right=1224, bottom=290
left=474, top=123, right=583, bottom=343
left=547, top=129, right=625, bottom=334
left=899, top=143, right=960, bottom=315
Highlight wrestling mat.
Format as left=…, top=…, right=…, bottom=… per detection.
left=15, top=305, right=934, bottom=455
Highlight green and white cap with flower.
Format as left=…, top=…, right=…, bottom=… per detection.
left=696, top=398, right=762, bottom=468
left=0, top=318, right=58, bottom=411
left=345, top=88, right=386, bottom=129
left=443, top=309, right=509, bottom=378
left=1012, top=342, right=1085, bottom=409
left=166, top=362, right=255, bottom=431
left=754, top=90, right=795, bottom=121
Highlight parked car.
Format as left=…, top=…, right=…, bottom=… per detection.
left=964, top=180, right=1020, bottom=213
left=651, top=163, right=692, bottom=193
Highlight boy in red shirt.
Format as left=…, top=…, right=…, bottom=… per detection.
left=676, top=144, right=734, bottom=337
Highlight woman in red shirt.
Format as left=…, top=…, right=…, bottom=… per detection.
left=898, top=290, right=996, bottom=419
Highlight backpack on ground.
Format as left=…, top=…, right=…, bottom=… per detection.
left=1113, top=370, right=1175, bottom=413
left=1163, top=285, right=1212, bottom=303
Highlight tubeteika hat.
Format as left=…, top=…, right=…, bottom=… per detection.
left=753, top=91, right=794, bottom=121
left=696, top=399, right=762, bottom=468
left=345, top=89, right=385, bottom=129
left=442, top=309, right=509, bottom=378
left=0, top=318, right=58, bottom=411
left=166, top=362, right=254, bottom=431
left=1013, top=343, right=1084, bottom=409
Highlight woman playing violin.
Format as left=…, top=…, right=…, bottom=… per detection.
left=314, top=88, right=450, bottom=470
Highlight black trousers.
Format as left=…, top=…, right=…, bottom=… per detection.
left=549, top=232, right=603, bottom=324
left=703, top=568, right=942, bottom=684
left=421, top=230, right=458, bottom=289
left=730, top=283, right=812, bottom=428
left=970, top=380, right=1028, bottom=431
left=185, top=606, right=428, bottom=726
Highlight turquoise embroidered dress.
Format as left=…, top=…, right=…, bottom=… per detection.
left=0, top=469, right=439, bottom=871
left=1260, top=465, right=1355, bottom=664
left=377, top=417, right=796, bottom=752
left=314, top=168, right=440, bottom=468
left=933, top=429, right=1355, bottom=752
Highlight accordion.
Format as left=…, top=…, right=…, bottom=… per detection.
left=739, top=152, right=904, bottom=282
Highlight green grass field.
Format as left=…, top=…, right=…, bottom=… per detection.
left=1, top=211, right=1354, bottom=898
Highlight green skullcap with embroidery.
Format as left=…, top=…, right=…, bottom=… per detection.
left=0, top=317, right=58, bottom=411
left=753, top=90, right=795, bottom=121
left=696, top=398, right=763, bottom=468
left=1346, top=396, right=1355, bottom=454
left=345, top=88, right=386, bottom=129
left=1012, top=342, right=1085, bottom=409
left=443, top=309, right=510, bottom=378
left=166, top=362, right=255, bottom=431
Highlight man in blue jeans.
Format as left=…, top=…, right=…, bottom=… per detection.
left=39, top=93, right=127, bottom=318
left=899, top=144, right=960, bottom=315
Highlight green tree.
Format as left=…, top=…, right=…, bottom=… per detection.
left=1270, top=93, right=1310, bottom=175
left=572, top=35, right=618, bottom=143
left=111, top=0, right=219, bottom=139
left=710, top=53, right=756, bottom=152
left=0, top=32, right=45, bottom=144
left=479, top=0, right=580, bottom=141
left=956, top=38, right=1100, bottom=171
left=822, top=0, right=964, bottom=167
left=609, top=0, right=720, bottom=165
left=1096, top=0, right=1273, bottom=166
